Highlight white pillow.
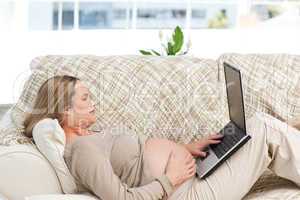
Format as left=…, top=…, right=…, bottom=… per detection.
left=25, top=194, right=99, bottom=200
left=32, top=118, right=77, bottom=194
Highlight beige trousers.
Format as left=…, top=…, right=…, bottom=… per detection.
left=169, top=112, right=300, bottom=200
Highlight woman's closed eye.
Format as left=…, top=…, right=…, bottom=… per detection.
left=81, top=94, right=88, bottom=101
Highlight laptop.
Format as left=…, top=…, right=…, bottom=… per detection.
left=196, top=62, right=251, bottom=179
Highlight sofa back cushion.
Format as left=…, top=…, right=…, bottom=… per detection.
left=0, top=106, right=32, bottom=145
left=218, top=53, right=300, bottom=123
left=6, top=55, right=226, bottom=145
left=4, top=54, right=300, bottom=146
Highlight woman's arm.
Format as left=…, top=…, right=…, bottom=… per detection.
left=181, top=134, right=223, bottom=157
left=69, top=143, right=174, bottom=200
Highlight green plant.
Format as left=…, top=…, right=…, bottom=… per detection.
left=139, top=26, right=191, bottom=56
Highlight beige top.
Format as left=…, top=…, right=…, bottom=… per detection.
left=63, top=126, right=174, bottom=200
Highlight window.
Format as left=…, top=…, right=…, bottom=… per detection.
left=79, top=2, right=130, bottom=29
left=191, top=3, right=237, bottom=29
left=53, top=2, right=74, bottom=30
left=136, top=2, right=187, bottom=29
left=26, top=0, right=300, bottom=30
left=79, top=2, right=109, bottom=29
left=251, top=4, right=283, bottom=21
left=251, top=0, right=300, bottom=21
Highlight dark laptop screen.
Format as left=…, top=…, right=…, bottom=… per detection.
left=224, top=63, right=246, bottom=131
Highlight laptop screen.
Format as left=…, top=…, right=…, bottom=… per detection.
left=224, top=63, right=246, bottom=131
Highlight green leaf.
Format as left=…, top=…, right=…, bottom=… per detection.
left=151, top=49, right=161, bottom=56
left=172, top=26, right=184, bottom=55
left=139, top=50, right=152, bottom=55
left=167, top=42, right=174, bottom=55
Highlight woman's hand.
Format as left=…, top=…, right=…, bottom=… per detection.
left=165, top=150, right=196, bottom=188
left=184, top=134, right=223, bottom=157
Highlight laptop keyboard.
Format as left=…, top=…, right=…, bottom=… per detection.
left=210, top=122, right=245, bottom=159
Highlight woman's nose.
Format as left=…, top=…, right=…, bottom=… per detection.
left=91, top=99, right=95, bottom=107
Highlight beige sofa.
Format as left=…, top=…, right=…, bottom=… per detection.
left=1, top=54, right=300, bottom=200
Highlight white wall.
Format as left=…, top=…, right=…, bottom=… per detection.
left=0, top=2, right=14, bottom=31
left=28, top=2, right=53, bottom=31
left=1, top=28, right=300, bottom=104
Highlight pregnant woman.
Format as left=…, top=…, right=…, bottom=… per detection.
left=24, top=75, right=300, bottom=200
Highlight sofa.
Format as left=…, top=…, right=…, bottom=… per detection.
left=1, top=53, right=300, bottom=200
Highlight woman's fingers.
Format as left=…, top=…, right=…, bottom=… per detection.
left=208, top=139, right=222, bottom=144
left=182, top=155, right=196, bottom=178
left=201, top=134, right=223, bottom=145
left=208, top=133, right=224, bottom=139
left=188, top=157, right=195, bottom=165
left=187, top=164, right=196, bottom=176
left=185, top=155, right=194, bottom=164
left=186, top=158, right=196, bottom=170
left=185, top=151, right=193, bottom=159
left=188, top=161, right=195, bottom=170
left=191, top=149, right=206, bottom=157
left=198, top=151, right=207, bottom=157
left=186, top=164, right=195, bottom=176
left=200, top=138, right=221, bottom=147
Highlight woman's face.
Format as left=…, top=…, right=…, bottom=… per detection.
left=65, top=81, right=96, bottom=129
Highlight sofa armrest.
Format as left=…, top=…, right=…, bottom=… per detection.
left=0, top=145, right=62, bottom=200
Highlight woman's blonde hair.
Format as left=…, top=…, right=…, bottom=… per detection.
left=23, top=75, right=79, bottom=138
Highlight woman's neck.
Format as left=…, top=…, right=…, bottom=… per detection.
left=63, top=125, right=90, bottom=144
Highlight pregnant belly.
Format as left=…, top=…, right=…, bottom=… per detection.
left=143, top=138, right=193, bottom=190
